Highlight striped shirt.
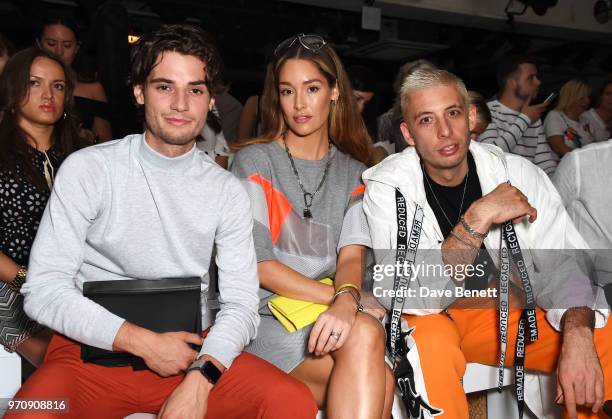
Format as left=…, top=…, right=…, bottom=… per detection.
left=477, top=100, right=557, bottom=176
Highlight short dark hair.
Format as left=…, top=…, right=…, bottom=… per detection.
left=129, top=24, right=223, bottom=94
left=496, top=55, right=538, bottom=90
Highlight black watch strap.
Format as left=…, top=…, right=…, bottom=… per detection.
left=187, top=359, right=222, bottom=385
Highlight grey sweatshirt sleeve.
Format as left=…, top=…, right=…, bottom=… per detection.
left=22, top=150, right=126, bottom=351
left=200, top=175, right=260, bottom=368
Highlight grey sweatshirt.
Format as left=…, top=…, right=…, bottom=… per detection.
left=22, top=134, right=260, bottom=368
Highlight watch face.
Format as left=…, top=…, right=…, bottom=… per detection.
left=202, top=361, right=222, bottom=384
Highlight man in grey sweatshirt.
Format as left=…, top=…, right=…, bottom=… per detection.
left=11, top=24, right=316, bottom=419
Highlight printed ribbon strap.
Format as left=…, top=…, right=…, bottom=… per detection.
left=388, top=188, right=424, bottom=365
left=497, top=220, right=538, bottom=419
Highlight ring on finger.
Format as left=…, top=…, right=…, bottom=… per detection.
left=330, top=331, right=341, bottom=340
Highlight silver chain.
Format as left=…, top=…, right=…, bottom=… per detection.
left=282, top=136, right=333, bottom=218
left=422, top=164, right=469, bottom=229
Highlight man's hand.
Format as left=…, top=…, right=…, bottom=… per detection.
left=113, top=322, right=203, bottom=377
left=520, top=97, right=548, bottom=123
left=157, top=371, right=211, bottom=419
left=556, top=308, right=604, bottom=418
left=463, top=183, right=537, bottom=234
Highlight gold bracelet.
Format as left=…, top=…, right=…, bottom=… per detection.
left=335, top=283, right=361, bottom=295
left=332, top=289, right=364, bottom=312
left=7, top=266, right=27, bottom=292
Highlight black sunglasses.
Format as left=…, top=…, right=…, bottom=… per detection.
left=273, top=33, right=327, bottom=57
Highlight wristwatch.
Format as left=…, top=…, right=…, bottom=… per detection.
left=7, top=266, right=27, bottom=293
left=187, top=359, right=222, bottom=385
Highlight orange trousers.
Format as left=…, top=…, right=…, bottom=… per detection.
left=6, top=333, right=317, bottom=419
left=405, top=308, right=612, bottom=419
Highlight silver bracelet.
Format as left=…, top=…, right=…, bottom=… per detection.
left=449, top=230, right=479, bottom=250
left=332, top=289, right=364, bottom=312
left=459, top=215, right=488, bottom=239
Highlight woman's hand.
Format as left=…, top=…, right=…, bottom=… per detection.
left=308, top=293, right=358, bottom=356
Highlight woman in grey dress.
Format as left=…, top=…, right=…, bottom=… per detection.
left=232, top=34, right=394, bottom=419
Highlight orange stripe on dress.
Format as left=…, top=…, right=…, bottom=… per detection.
left=351, top=184, right=366, bottom=197
left=246, top=174, right=292, bottom=244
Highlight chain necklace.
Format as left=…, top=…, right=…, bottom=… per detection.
left=282, top=136, right=333, bottom=219
left=422, top=163, right=469, bottom=229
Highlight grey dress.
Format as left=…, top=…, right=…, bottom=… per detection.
left=231, top=142, right=371, bottom=372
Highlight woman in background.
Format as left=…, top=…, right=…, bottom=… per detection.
left=0, top=48, right=84, bottom=366
left=37, top=17, right=112, bottom=142
left=580, top=77, right=612, bottom=143
left=232, top=34, right=393, bottom=419
left=544, top=79, right=594, bottom=158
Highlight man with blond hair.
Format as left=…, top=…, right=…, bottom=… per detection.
left=363, top=68, right=611, bottom=418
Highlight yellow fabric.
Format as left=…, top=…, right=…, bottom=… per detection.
left=268, top=278, right=333, bottom=333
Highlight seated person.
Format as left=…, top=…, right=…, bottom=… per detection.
left=468, top=90, right=491, bottom=140
left=196, top=105, right=230, bottom=169
left=553, top=140, right=612, bottom=249
left=37, top=17, right=113, bottom=142
left=10, top=24, right=316, bottom=419
left=580, top=78, right=612, bottom=143
left=363, top=68, right=611, bottom=419
left=553, top=140, right=612, bottom=305
left=544, top=79, right=594, bottom=158
left=477, top=55, right=557, bottom=175
left=0, top=48, right=85, bottom=366
left=231, top=34, right=394, bottom=419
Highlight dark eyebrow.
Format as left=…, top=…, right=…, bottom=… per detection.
left=29, top=75, right=66, bottom=82
left=149, top=78, right=206, bottom=86
left=150, top=78, right=174, bottom=84
left=279, top=79, right=323, bottom=85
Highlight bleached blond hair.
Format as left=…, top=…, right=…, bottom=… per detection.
left=555, top=79, right=591, bottom=112
left=400, top=69, right=470, bottom=117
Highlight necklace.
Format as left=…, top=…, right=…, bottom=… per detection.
left=41, top=150, right=55, bottom=190
left=422, top=163, right=469, bottom=229
left=282, top=136, right=333, bottom=219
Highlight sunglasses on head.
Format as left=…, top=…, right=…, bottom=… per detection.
left=273, top=33, right=327, bottom=57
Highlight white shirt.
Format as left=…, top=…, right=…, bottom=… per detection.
left=553, top=140, right=612, bottom=249
left=544, top=110, right=594, bottom=153
left=580, top=108, right=611, bottom=143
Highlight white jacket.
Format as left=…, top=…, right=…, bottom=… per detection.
left=363, top=141, right=609, bottom=330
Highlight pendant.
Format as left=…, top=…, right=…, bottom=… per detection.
left=303, top=208, right=312, bottom=218
left=303, top=192, right=313, bottom=207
